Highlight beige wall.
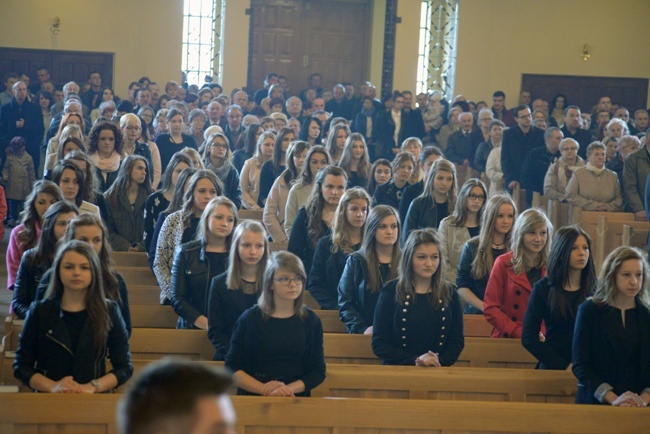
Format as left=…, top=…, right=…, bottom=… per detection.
left=393, top=1, right=422, bottom=93
left=0, top=0, right=183, bottom=97
left=221, top=0, right=250, bottom=90
left=454, top=0, right=650, bottom=107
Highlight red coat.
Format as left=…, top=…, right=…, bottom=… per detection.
left=483, top=251, right=546, bottom=338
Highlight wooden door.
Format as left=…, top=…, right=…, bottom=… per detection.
left=0, top=47, right=113, bottom=90
left=249, top=0, right=371, bottom=95
left=521, top=74, right=648, bottom=114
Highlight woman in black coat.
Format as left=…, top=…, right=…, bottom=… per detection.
left=338, top=205, right=401, bottom=334
left=171, top=197, right=237, bottom=329
left=522, top=227, right=595, bottom=370
left=572, top=246, right=650, bottom=406
left=372, top=228, right=464, bottom=366
left=308, top=187, right=369, bottom=310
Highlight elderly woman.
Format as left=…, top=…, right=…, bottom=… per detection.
left=565, top=142, right=623, bottom=212
left=188, top=109, right=208, bottom=147
left=605, top=117, right=628, bottom=140
left=543, top=138, right=585, bottom=202
left=608, top=135, right=641, bottom=186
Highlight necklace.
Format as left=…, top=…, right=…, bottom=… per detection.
left=491, top=241, right=505, bottom=249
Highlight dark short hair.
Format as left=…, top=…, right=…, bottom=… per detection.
left=492, top=90, right=505, bottom=99
left=117, top=359, right=235, bottom=434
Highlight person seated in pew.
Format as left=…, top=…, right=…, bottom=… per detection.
left=103, top=155, right=153, bottom=252
left=37, top=213, right=132, bottom=336
left=398, top=146, right=444, bottom=225
left=572, top=246, right=650, bottom=406
left=208, top=220, right=269, bottom=360
left=484, top=208, right=552, bottom=338
left=309, top=187, right=370, bottom=309
left=565, top=141, right=623, bottom=212
left=522, top=226, right=595, bottom=370
left=226, top=251, right=326, bottom=396
left=324, top=123, right=351, bottom=165
left=338, top=133, right=371, bottom=188
left=117, top=360, right=237, bottom=434
left=12, top=201, right=79, bottom=319
left=366, top=158, right=392, bottom=197
left=543, top=138, right=585, bottom=202
left=284, top=145, right=332, bottom=238
left=263, top=140, right=310, bottom=243
left=338, top=205, right=401, bottom=334
left=456, top=194, right=517, bottom=314
left=64, top=150, right=110, bottom=218
left=154, top=170, right=223, bottom=304
left=372, top=151, right=416, bottom=210
left=202, top=132, right=242, bottom=209
left=147, top=167, right=198, bottom=270
left=288, top=165, right=347, bottom=279
left=171, top=197, right=237, bottom=330
left=372, top=228, right=464, bottom=366
left=14, top=240, right=133, bottom=393
left=402, top=159, right=457, bottom=245
left=258, top=127, right=296, bottom=207
left=241, top=130, right=274, bottom=211
left=438, top=178, right=486, bottom=282
left=51, top=161, right=101, bottom=216
left=143, top=152, right=193, bottom=254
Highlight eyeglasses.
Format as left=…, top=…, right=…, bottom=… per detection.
left=211, top=143, right=229, bottom=149
left=274, top=276, right=305, bottom=286
left=468, top=193, right=486, bottom=201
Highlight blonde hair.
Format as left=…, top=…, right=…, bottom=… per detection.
left=226, top=220, right=269, bottom=294
left=197, top=196, right=238, bottom=245
left=422, top=159, right=457, bottom=213
left=593, top=246, right=650, bottom=310
left=330, top=187, right=371, bottom=255
left=338, top=133, right=371, bottom=180
left=510, top=208, right=553, bottom=274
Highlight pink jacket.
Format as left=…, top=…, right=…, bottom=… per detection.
left=6, top=222, right=41, bottom=290
left=0, top=186, right=6, bottom=240
left=483, top=251, right=546, bottom=338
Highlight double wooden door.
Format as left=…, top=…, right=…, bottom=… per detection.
left=248, top=0, right=372, bottom=95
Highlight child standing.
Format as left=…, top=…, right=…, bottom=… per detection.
left=3, top=137, right=36, bottom=226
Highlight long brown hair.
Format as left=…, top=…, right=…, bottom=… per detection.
left=17, top=181, right=63, bottom=250
left=180, top=170, right=223, bottom=230
left=258, top=251, right=307, bottom=319
left=421, top=159, right=457, bottom=213
left=330, top=187, right=370, bottom=255
left=338, top=133, right=371, bottom=180
left=226, top=220, right=269, bottom=294
left=359, top=205, right=402, bottom=293
left=304, top=166, right=347, bottom=246
left=295, top=145, right=331, bottom=188
left=104, top=155, right=153, bottom=208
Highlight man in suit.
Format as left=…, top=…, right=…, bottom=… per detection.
left=501, top=104, right=545, bottom=192
left=445, top=112, right=478, bottom=167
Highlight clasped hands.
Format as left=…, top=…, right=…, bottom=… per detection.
left=260, top=380, right=294, bottom=397
left=50, top=376, right=95, bottom=394
left=612, top=391, right=646, bottom=407
left=415, top=351, right=441, bottom=367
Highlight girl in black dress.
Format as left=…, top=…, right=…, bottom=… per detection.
left=372, top=228, right=464, bottom=366
left=170, top=197, right=238, bottom=329
left=226, top=251, right=326, bottom=396
left=338, top=133, right=371, bottom=188
left=572, top=246, right=650, bottom=406
left=14, top=240, right=132, bottom=393
left=522, top=226, right=595, bottom=370
left=338, top=205, right=402, bottom=334
left=208, top=220, right=269, bottom=360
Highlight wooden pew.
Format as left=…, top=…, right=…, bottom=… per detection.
left=129, top=304, right=178, bottom=328
left=623, top=223, right=649, bottom=251
left=547, top=199, right=570, bottom=231
left=116, top=266, right=158, bottom=286
left=126, top=284, right=161, bottom=305
left=1, top=394, right=647, bottom=434
left=111, top=251, right=148, bottom=267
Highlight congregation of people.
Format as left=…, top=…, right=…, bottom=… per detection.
left=1, top=68, right=650, bottom=407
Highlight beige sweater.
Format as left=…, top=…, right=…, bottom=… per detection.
left=565, top=165, right=623, bottom=211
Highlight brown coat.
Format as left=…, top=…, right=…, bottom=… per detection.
left=2, top=153, right=35, bottom=200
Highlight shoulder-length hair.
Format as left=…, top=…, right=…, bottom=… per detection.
left=331, top=187, right=371, bottom=255
left=391, top=151, right=417, bottom=177
left=63, top=213, right=122, bottom=304
left=254, top=130, right=276, bottom=162
left=33, top=201, right=79, bottom=268
left=104, top=155, right=153, bottom=208
left=17, top=181, right=64, bottom=250
left=325, top=123, right=351, bottom=161
left=448, top=178, right=487, bottom=227
left=299, top=117, right=323, bottom=144
left=197, top=196, right=238, bottom=244
left=366, top=159, right=392, bottom=197
left=163, top=167, right=198, bottom=214
left=359, top=205, right=402, bottom=292
left=272, top=127, right=295, bottom=173
left=338, top=133, right=371, bottom=180
left=202, top=132, right=231, bottom=165
left=159, top=152, right=193, bottom=193
left=226, top=220, right=269, bottom=294
left=52, top=161, right=85, bottom=207
left=44, top=240, right=111, bottom=352
left=295, top=145, right=331, bottom=188
left=471, top=194, right=517, bottom=279
left=396, top=228, right=453, bottom=307
left=510, top=208, right=553, bottom=274
left=593, top=246, right=650, bottom=310
left=304, top=165, right=348, bottom=246
left=258, top=251, right=307, bottom=319
left=65, top=150, right=98, bottom=203
left=546, top=226, right=595, bottom=318
left=181, top=170, right=223, bottom=230
left=58, top=124, right=85, bottom=147
left=422, top=159, right=457, bottom=213
left=283, top=140, right=310, bottom=185
left=178, top=147, right=205, bottom=169
left=87, top=121, right=123, bottom=155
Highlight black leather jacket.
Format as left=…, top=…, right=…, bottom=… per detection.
left=170, top=239, right=227, bottom=329
left=13, top=296, right=133, bottom=389
left=337, top=252, right=382, bottom=334
left=308, top=236, right=357, bottom=310
left=12, top=248, right=50, bottom=319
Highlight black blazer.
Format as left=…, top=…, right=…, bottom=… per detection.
left=572, top=299, right=650, bottom=404
left=308, top=236, right=357, bottom=310
left=14, top=296, right=133, bottom=389
left=288, top=207, right=330, bottom=278
left=337, top=252, right=381, bottom=334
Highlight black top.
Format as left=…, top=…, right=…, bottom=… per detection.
left=526, top=267, right=543, bottom=287
left=467, top=226, right=480, bottom=238
left=372, top=280, right=464, bottom=366
left=155, top=133, right=198, bottom=172
left=12, top=248, right=51, bottom=319
left=287, top=207, right=331, bottom=279
left=399, top=180, right=424, bottom=225
left=347, top=171, right=368, bottom=189
left=403, top=196, right=448, bottom=245
left=521, top=277, right=583, bottom=370
left=372, top=180, right=407, bottom=210
left=143, top=191, right=170, bottom=254
left=207, top=273, right=259, bottom=360
left=258, top=161, right=285, bottom=207
left=308, top=235, right=359, bottom=310
left=456, top=239, right=507, bottom=314
left=62, top=310, right=88, bottom=353
left=232, top=149, right=252, bottom=174
left=225, top=305, right=326, bottom=396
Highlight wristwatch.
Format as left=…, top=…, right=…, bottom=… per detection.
left=91, top=379, right=101, bottom=393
